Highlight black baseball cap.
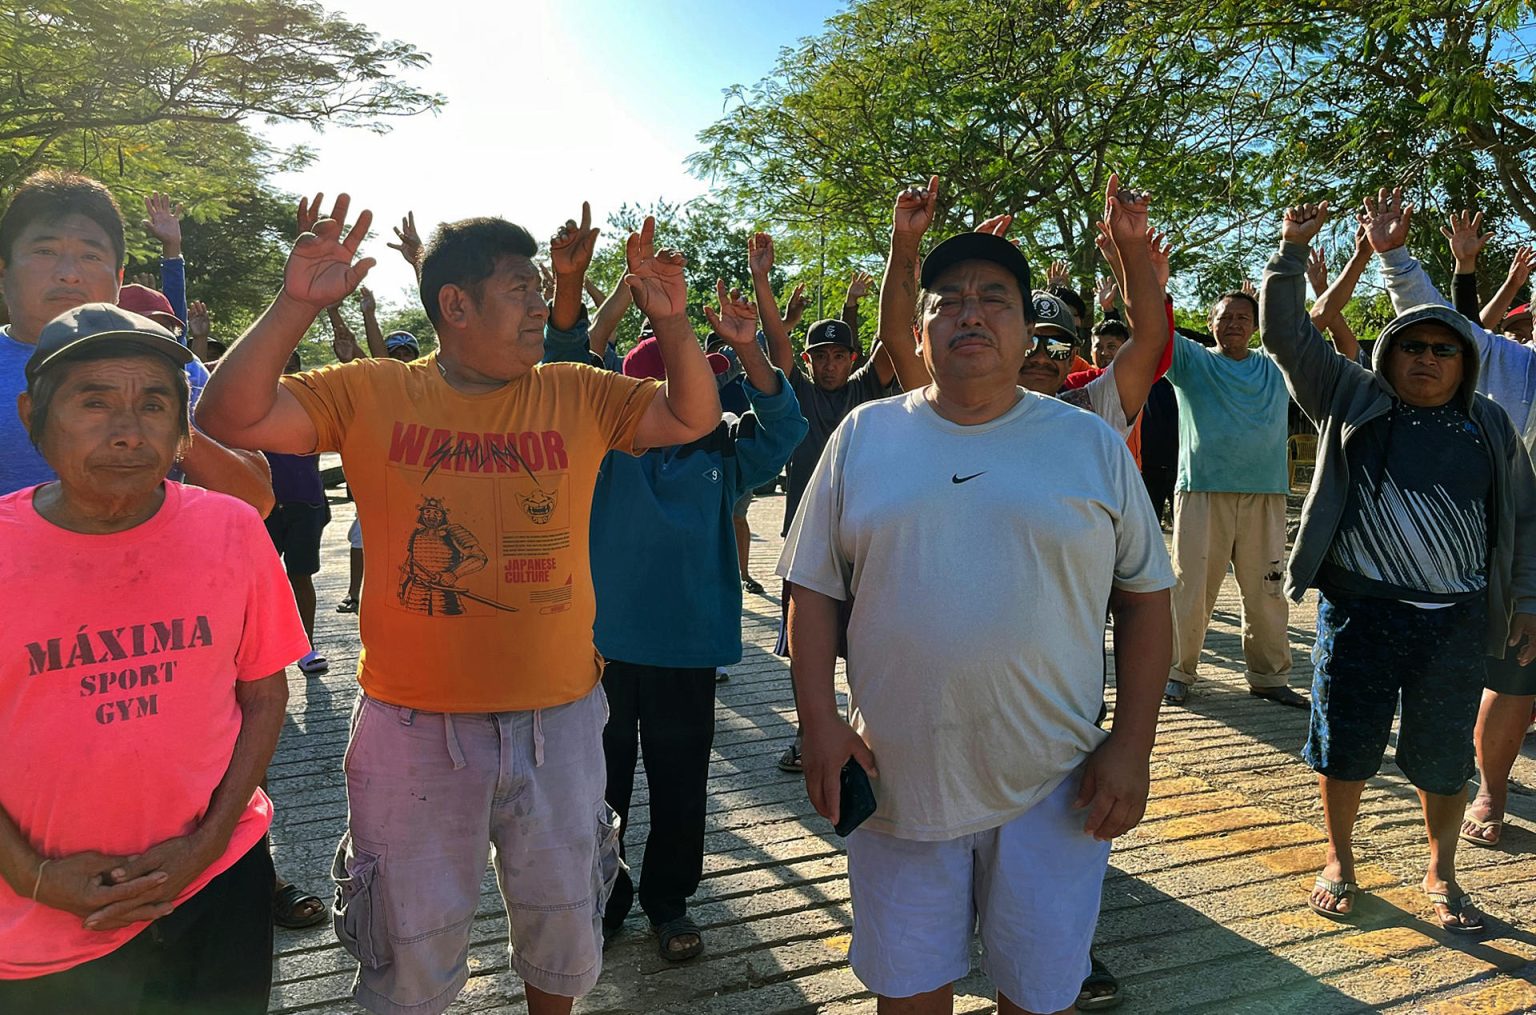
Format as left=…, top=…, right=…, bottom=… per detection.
left=804, top=318, right=856, bottom=352
left=919, top=233, right=1035, bottom=319
left=25, top=303, right=192, bottom=384
left=1030, top=291, right=1078, bottom=341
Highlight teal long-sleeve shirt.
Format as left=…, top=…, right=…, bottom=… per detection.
left=589, top=369, right=807, bottom=668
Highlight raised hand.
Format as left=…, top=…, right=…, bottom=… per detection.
left=847, top=270, right=875, bottom=302
left=1104, top=173, right=1152, bottom=248
left=358, top=285, right=376, bottom=317
left=331, top=313, right=361, bottom=362
left=1282, top=200, right=1331, bottom=246
left=1147, top=229, right=1173, bottom=290
left=1306, top=246, right=1330, bottom=296
left=1362, top=186, right=1414, bottom=253
left=142, top=193, right=183, bottom=258
left=1046, top=259, right=1072, bottom=290
left=130, top=272, right=158, bottom=289
left=386, top=211, right=423, bottom=268
left=537, top=260, right=555, bottom=302
left=283, top=195, right=375, bottom=310
left=549, top=201, right=600, bottom=279
left=1509, top=246, right=1536, bottom=288
left=748, top=232, right=775, bottom=278
left=893, top=175, right=940, bottom=238
left=1095, top=274, right=1119, bottom=311
left=1241, top=279, right=1258, bottom=298
left=187, top=300, right=210, bottom=341
left=623, top=216, right=688, bottom=322
left=783, top=282, right=807, bottom=329
left=1440, top=210, right=1491, bottom=271
left=703, top=279, right=759, bottom=346
left=974, top=213, right=1013, bottom=238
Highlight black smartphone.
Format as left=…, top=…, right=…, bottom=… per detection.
left=833, top=759, right=877, bottom=837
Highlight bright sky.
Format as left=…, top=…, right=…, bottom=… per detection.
left=262, top=0, right=840, bottom=306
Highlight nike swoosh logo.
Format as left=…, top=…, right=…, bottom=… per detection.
left=952, top=472, right=986, bottom=484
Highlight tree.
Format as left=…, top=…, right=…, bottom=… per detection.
left=0, top=0, right=440, bottom=192
left=691, top=0, right=1287, bottom=302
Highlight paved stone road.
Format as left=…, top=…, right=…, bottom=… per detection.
left=268, top=492, right=1536, bottom=1013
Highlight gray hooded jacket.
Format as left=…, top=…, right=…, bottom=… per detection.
left=1260, top=240, right=1536, bottom=656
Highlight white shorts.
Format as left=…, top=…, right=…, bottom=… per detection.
left=846, top=773, right=1109, bottom=1012
left=347, top=517, right=363, bottom=550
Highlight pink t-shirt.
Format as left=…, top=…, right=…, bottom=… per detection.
left=0, top=482, right=310, bottom=978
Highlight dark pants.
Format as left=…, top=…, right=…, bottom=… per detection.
left=601, top=660, right=716, bottom=928
left=1142, top=464, right=1176, bottom=526
left=0, top=840, right=275, bottom=1015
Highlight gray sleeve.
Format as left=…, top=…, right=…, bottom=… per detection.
left=776, top=420, right=852, bottom=601
left=1378, top=247, right=1494, bottom=363
left=1260, top=240, right=1369, bottom=423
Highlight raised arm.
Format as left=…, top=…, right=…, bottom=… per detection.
left=326, top=304, right=364, bottom=363
left=624, top=217, right=721, bottom=449
left=549, top=202, right=600, bottom=333
left=878, top=176, right=942, bottom=392
left=186, top=299, right=211, bottom=363
left=358, top=286, right=386, bottom=358
left=842, top=270, right=873, bottom=349
left=196, top=194, right=376, bottom=454
left=386, top=211, right=424, bottom=282
left=1482, top=246, right=1535, bottom=334
left=588, top=276, right=634, bottom=357
left=749, top=232, right=797, bottom=375
left=1096, top=176, right=1170, bottom=422
left=144, top=193, right=188, bottom=328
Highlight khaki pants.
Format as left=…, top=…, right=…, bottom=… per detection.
left=1169, top=491, right=1292, bottom=688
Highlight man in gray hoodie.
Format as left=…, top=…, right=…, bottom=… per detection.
left=1261, top=200, right=1536, bottom=936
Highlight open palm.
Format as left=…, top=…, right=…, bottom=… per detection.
left=623, top=217, right=688, bottom=320
left=285, top=211, right=375, bottom=310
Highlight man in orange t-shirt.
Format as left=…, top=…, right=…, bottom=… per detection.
left=196, top=197, right=722, bottom=1015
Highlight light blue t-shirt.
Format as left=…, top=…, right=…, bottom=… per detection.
left=0, top=327, right=209, bottom=494
left=1166, top=333, right=1290, bottom=494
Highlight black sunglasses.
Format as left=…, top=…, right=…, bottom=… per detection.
left=1396, top=338, right=1462, bottom=359
left=1030, top=334, right=1077, bottom=361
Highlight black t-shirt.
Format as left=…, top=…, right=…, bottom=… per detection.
left=782, top=360, right=896, bottom=534
left=1320, top=402, right=1491, bottom=603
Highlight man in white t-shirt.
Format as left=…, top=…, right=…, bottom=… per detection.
left=779, top=178, right=1174, bottom=1015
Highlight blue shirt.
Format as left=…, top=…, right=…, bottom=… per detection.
left=589, top=370, right=806, bottom=667
left=0, top=327, right=210, bottom=494
left=1166, top=334, right=1290, bottom=494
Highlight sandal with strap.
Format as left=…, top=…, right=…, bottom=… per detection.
left=1075, top=950, right=1122, bottom=1010
left=653, top=915, right=705, bottom=962
left=777, top=743, right=803, bottom=773
left=1307, top=875, right=1359, bottom=922
left=335, top=595, right=359, bottom=614
left=1426, top=890, right=1486, bottom=935
left=1459, top=813, right=1503, bottom=848
left=274, top=882, right=328, bottom=929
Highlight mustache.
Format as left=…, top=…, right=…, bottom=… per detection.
left=948, top=329, right=993, bottom=349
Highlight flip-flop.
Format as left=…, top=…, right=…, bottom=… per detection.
left=298, top=652, right=329, bottom=675
left=1076, top=951, right=1122, bottom=1010
left=653, top=915, right=704, bottom=962
left=274, top=883, right=328, bottom=929
left=1426, top=890, right=1486, bottom=934
left=777, top=743, right=803, bottom=773
left=1307, top=875, right=1359, bottom=922
left=335, top=596, right=359, bottom=613
left=1459, top=813, right=1503, bottom=848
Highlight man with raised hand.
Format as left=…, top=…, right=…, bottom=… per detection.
left=1370, top=192, right=1536, bottom=853
left=781, top=179, right=1172, bottom=1015
left=195, top=195, right=720, bottom=1015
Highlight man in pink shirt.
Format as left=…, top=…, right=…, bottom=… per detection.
left=0, top=305, right=309, bottom=1013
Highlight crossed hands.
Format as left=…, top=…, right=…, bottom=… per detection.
left=36, top=831, right=220, bottom=932
left=623, top=216, right=688, bottom=322
left=284, top=194, right=375, bottom=311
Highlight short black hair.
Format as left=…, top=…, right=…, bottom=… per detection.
left=1091, top=319, right=1130, bottom=341
left=26, top=344, right=189, bottom=448
left=0, top=170, right=126, bottom=267
left=1213, top=290, right=1259, bottom=319
left=419, top=217, right=538, bottom=327
left=1048, top=285, right=1087, bottom=321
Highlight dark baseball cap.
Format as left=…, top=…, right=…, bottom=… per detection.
left=1030, top=291, right=1078, bottom=341
left=804, top=318, right=856, bottom=352
left=385, top=330, right=420, bottom=355
left=26, top=303, right=192, bottom=383
left=919, top=233, right=1034, bottom=318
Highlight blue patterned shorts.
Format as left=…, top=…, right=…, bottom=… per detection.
left=1303, top=591, right=1486, bottom=795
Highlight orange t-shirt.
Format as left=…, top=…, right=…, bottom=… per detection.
left=282, top=355, right=660, bottom=712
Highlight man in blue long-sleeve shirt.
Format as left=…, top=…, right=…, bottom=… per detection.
left=586, top=283, right=806, bottom=962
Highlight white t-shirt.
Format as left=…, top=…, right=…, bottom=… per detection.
left=777, top=388, right=1174, bottom=841
left=1059, top=362, right=1131, bottom=437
